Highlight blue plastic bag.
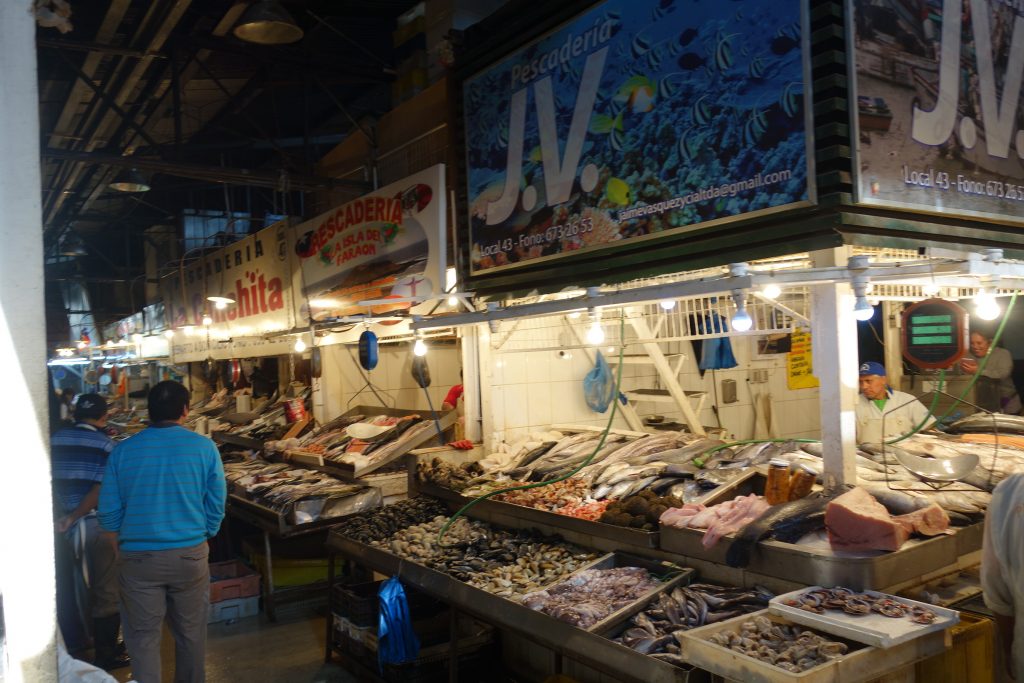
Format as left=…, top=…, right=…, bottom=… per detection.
left=584, top=351, right=616, bottom=413
left=377, top=576, right=419, bottom=670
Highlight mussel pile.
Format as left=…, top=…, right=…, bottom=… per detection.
left=339, top=497, right=449, bottom=544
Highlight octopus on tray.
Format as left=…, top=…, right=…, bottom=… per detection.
left=521, top=566, right=661, bottom=629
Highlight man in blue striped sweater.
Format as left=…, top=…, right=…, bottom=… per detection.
left=99, top=381, right=226, bottom=683
left=51, top=393, right=127, bottom=668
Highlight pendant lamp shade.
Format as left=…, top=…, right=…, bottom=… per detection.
left=233, top=1, right=304, bottom=45
left=109, top=168, right=150, bottom=192
left=58, top=232, right=88, bottom=257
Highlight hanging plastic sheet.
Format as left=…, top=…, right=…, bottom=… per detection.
left=377, top=576, right=420, bottom=670
left=584, top=351, right=616, bottom=413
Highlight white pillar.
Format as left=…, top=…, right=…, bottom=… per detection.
left=460, top=326, right=482, bottom=443
left=0, top=2, right=59, bottom=680
left=810, top=249, right=859, bottom=488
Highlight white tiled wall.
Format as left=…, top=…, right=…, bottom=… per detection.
left=483, top=315, right=822, bottom=445
left=314, top=343, right=462, bottom=422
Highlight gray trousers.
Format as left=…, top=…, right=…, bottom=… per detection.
left=118, top=542, right=209, bottom=683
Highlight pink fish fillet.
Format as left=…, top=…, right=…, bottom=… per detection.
left=659, top=503, right=706, bottom=527
left=703, top=494, right=770, bottom=549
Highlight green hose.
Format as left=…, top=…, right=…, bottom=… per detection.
left=885, top=369, right=945, bottom=445
left=436, top=314, right=628, bottom=547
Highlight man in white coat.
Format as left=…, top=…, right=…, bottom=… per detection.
left=855, top=361, right=934, bottom=444
left=983, top=473, right=1024, bottom=680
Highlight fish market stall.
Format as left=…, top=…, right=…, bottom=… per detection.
left=222, top=453, right=382, bottom=620
left=325, top=497, right=957, bottom=682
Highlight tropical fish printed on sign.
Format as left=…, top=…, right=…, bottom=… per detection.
left=463, top=0, right=809, bottom=272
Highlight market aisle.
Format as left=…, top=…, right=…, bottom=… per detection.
left=111, top=609, right=356, bottom=683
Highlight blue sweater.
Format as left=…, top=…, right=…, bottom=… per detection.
left=98, top=424, right=226, bottom=551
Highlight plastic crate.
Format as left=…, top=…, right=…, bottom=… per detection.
left=207, top=595, right=259, bottom=624
left=333, top=580, right=381, bottom=627
left=209, top=560, right=260, bottom=603
left=249, top=552, right=329, bottom=588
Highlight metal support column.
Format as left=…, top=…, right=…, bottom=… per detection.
left=263, top=530, right=277, bottom=621
left=0, top=2, right=58, bottom=679
left=810, top=249, right=859, bottom=488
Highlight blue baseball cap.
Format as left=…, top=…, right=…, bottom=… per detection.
left=859, top=361, right=887, bottom=377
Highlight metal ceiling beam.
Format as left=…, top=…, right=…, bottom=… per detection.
left=41, top=149, right=368, bottom=192
left=42, top=0, right=132, bottom=224
left=37, top=36, right=167, bottom=60
left=45, top=0, right=192, bottom=229
left=53, top=48, right=166, bottom=155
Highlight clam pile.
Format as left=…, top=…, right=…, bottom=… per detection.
left=464, top=542, right=596, bottom=599
left=339, top=497, right=449, bottom=544
left=372, top=515, right=598, bottom=595
left=705, top=615, right=848, bottom=673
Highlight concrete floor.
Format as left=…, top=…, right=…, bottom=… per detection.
left=111, top=607, right=359, bottom=683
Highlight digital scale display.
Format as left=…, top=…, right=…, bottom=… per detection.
left=901, top=299, right=968, bottom=369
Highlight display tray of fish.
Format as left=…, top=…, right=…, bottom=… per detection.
left=520, top=552, right=693, bottom=632
left=477, top=429, right=752, bottom=502
left=370, top=514, right=600, bottom=601
left=601, top=582, right=773, bottom=668
left=769, top=586, right=959, bottom=649
left=681, top=612, right=859, bottom=678
left=223, top=457, right=381, bottom=525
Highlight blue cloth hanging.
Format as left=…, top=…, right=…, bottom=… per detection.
left=691, top=313, right=738, bottom=372
left=377, top=576, right=420, bottom=670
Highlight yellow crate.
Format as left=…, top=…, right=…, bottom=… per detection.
left=248, top=552, right=329, bottom=588
left=914, top=613, right=994, bottom=683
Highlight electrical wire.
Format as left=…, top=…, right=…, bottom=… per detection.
left=436, top=314, right=627, bottom=547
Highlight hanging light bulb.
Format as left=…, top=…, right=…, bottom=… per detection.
left=202, top=313, right=213, bottom=326
left=413, top=337, right=428, bottom=357
left=659, top=299, right=676, bottom=310
left=975, top=290, right=1000, bottom=321
left=922, top=281, right=940, bottom=296
left=762, top=283, right=781, bottom=299
left=164, top=329, right=175, bottom=339
left=567, top=311, right=582, bottom=319
left=853, top=295, right=874, bottom=321
left=731, top=308, right=753, bottom=331
left=586, top=321, right=606, bottom=345
left=294, top=337, right=307, bottom=353
left=853, top=296, right=875, bottom=321
left=448, top=294, right=459, bottom=307
left=730, top=290, right=753, bottom=331
left=76, top=340, right=87, bottom=350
